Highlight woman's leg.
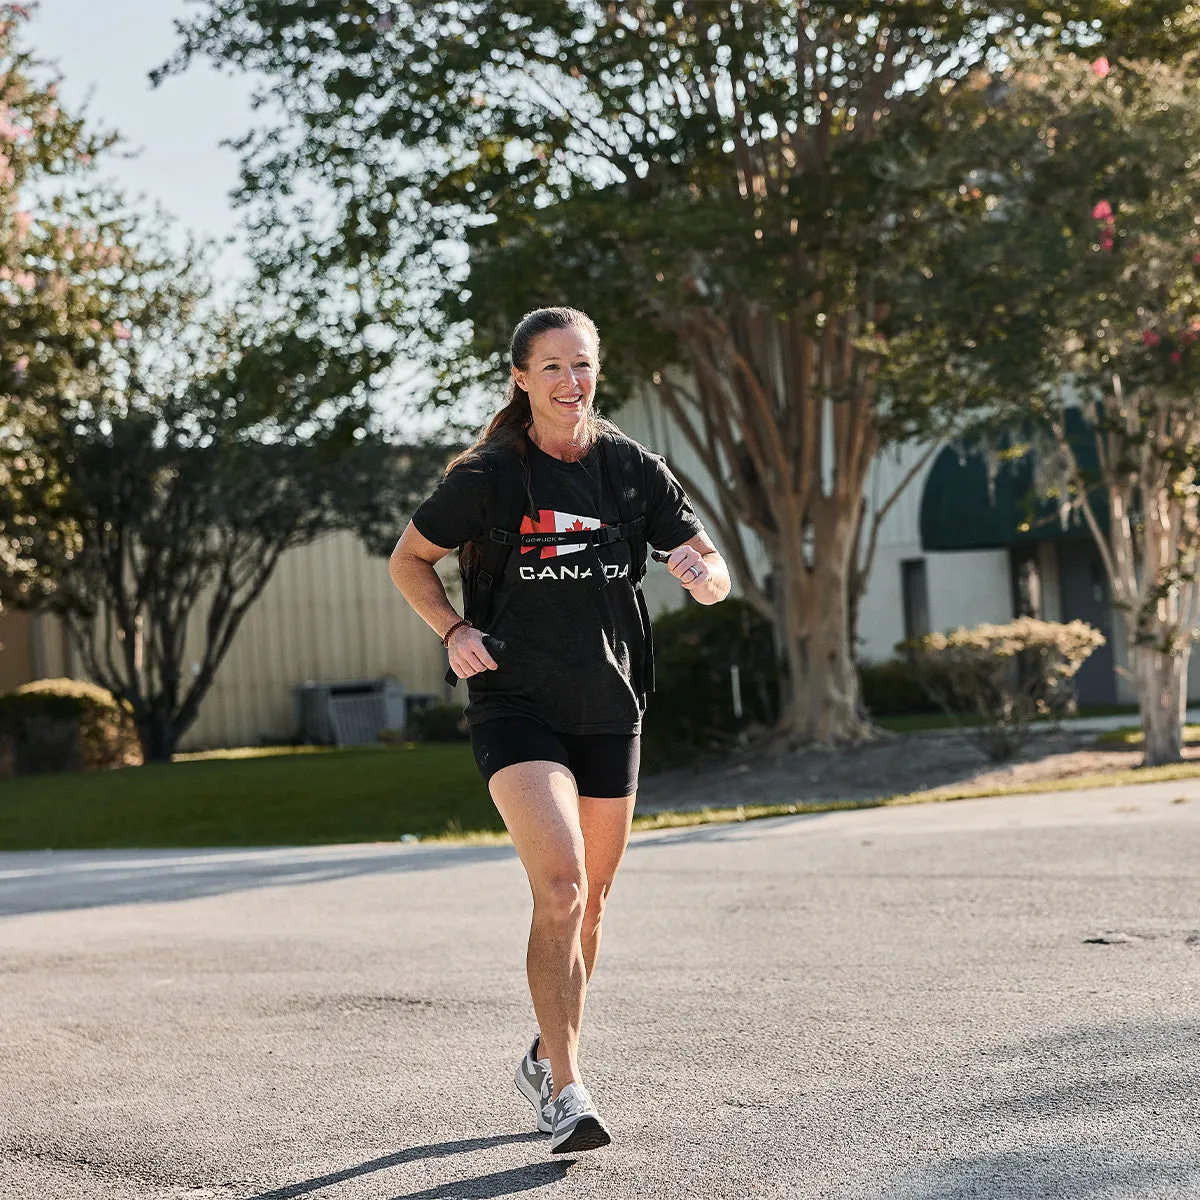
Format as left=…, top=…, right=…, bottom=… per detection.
left=578, top=793, right=637, bottom=981
left=489, top=760, right=589, bottom=1100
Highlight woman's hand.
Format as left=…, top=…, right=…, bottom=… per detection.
left=665, top=545, right=711, bottom=590
left=447, top=624, right=500, bottom=679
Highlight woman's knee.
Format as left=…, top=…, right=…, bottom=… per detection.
left=533, top=871, right=588, bottom=927
left=583, top=875, right=615, bottom=929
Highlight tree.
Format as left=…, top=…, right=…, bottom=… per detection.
left=1, top=2, right=140, bottom=614
left=0, top=245, right=444, bottom=760
left=906, top=50, right=1200, bottom=765
left=161, top=1, right=1200, bottom=745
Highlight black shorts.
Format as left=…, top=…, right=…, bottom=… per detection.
left=470, top=716, right=640, bottom=799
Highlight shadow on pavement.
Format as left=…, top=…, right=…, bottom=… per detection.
left=0, top=810, right=826, bottom=918
left=0, top=842, right=518, bottom=917
left=388, top=1161, right=572, bottom=1198
left=247, top=1133, right=547, bottom=1200
left=870, top=1018, right=1200, bottom=1199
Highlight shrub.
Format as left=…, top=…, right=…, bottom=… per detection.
left=858, top=657, right=939, bottom=717
left=405, top=702, right=469, bottom=742
left=0, top=677, right=142, bottom=778
left=901, top=618, right=1106, bottom=761
left=643, top=598, right=780, bottom=769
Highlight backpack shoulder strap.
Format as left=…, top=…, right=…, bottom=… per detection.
left=445, top=444, right=528, bottom=687
left=470, top=447, right=527, bottom=617
left=599, top=431, right=649, bottom=583
left=599, top=430, right=656, bottom=695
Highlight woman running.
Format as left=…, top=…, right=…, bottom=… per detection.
left=388, top=306, right=730, bottom=1154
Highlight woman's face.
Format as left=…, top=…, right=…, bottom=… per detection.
left=513, top=325, right=598, bottom=436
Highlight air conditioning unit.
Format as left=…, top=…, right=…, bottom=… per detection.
left=293, top=677, right=406, bottom=746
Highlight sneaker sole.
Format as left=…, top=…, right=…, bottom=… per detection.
left=551, top=1116, right=611, bottom=1154
left=514, top=1063, right=553, bottom=1134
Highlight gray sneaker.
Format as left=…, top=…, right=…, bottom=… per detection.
left=549, top=1082, right=611, bottom=1154
left=514, top=1035, right=553, bottom=1134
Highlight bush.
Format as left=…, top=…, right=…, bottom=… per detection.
left=858, top=657, right=939, bottom=717
left=0, top=677, right=142, bottom=778
left=405, top=702, right=469, bottom=742
left=643, top=598, right=780, bottom=770
left=901, top=618, right=1106, bottom=761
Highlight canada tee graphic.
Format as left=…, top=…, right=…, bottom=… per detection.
left=520, top=510, right=602, bottom=558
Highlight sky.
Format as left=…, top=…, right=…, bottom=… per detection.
left=25, top=0, right=260, bottom=280
left=23, top=0, right=443, bottom=429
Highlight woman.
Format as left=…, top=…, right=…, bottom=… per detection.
left=388, top=306, right=730, bottom=1154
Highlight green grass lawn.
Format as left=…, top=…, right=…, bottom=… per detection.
left=7, top=723, right=1200, bottom=852
left=0, top=743, right=502, bottom=850
left=1094, top=724, right=1200, bottom=748
left=875, top=703, right=1143, bottom=735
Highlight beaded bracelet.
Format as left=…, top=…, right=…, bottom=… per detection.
left=441, top=618, right=471, bottom=648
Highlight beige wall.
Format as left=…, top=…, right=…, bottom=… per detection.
left=24, top=532, right=457, bottom=751
left=173, top=532, right=457, bottom=749
left=0, top=609, right=35, bottom=692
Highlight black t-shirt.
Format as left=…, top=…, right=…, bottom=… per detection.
left=411, top=435, right=704, bottom=734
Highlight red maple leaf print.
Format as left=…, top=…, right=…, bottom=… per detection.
left=568, top=519, right=586, bottom=531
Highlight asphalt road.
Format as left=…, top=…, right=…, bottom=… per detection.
left=3, top=780, right=1200, bottom=1199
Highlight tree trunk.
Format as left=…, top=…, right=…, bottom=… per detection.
left=777, top=503, right=868, bottom=745
left=136, top=711, right=179, bottom=764
left=1132, top=642, right=1190, bottom=767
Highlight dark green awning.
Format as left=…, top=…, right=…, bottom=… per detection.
left=920, top=410, right=1107, bottom=552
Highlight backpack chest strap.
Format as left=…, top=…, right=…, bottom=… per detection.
left=488, top=518, right=645, bottom=550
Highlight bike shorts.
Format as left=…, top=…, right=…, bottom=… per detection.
left=469, top=715, right=640, bottom=799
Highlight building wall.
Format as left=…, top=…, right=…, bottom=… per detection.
left=19, top=531, right=457, bottom=751
left=614, top=399, right=1017, bottom=664
left=0, top=609, right=35, bottom=692
left=171, top=531, right=458, bottom=750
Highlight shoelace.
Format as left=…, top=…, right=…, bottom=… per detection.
left=554, top=1085, right=591, bottom=1121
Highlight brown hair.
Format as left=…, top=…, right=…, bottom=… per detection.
left=445, top=306, right=615, bottom=476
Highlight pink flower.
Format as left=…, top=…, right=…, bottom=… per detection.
left=1091, top=200, right=1113, bottom=221
left=11, top=270, right=33, bottom=290
left=1143, top=330, right=1161, bottom=347
left=12, top=353, right=28, bottom=380
left=13, top=209, right=30, bottom=236
left=1171, top=351, right=1182, bottom=364
left=1092, top=57, right=1111, bottom=79
left=1100, top=233, right=1114, bottom=252
left=112, top=322, right=132, bottom=340
left=1194, top=252, right=1200, bottom=265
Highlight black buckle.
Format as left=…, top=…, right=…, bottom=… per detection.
left=488, top=528, right=519, bottom=546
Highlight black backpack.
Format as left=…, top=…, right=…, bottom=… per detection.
left=445, top=431, right=656, bottom=694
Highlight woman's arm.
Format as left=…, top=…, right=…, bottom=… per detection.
left=661, top=532, right=731, bottom=606
left=388, top=522, right=498, bottom=676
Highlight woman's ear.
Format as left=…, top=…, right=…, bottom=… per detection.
left=511, top=365, right=528, bottom=394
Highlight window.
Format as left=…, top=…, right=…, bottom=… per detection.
left=901, top=558, right=930, bottom=640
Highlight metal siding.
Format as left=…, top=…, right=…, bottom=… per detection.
left=0, top=610, right=35, bottom=690
left=174, top=531, right=448, bottom=750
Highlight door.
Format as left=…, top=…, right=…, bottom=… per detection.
left=1056, top=541, right=1116, bottom=706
